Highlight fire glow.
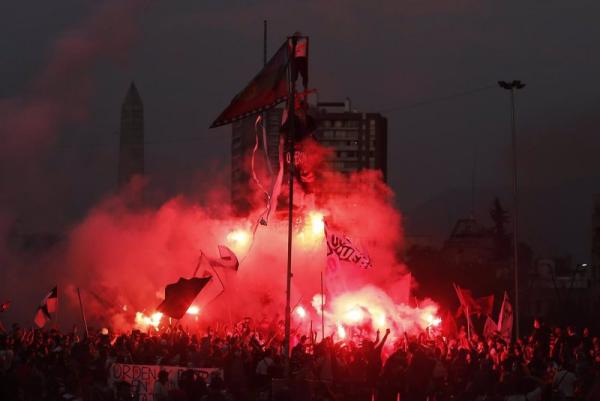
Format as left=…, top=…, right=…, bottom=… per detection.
left=135, top=311, right=163, bottom=330
left=226, top=228, right=251, bottom=253
left=295, top=305, right=307, bottom=319
left=186, top=305, right=200, bottom=315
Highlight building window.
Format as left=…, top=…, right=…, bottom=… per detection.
left=334, top=120, right=343, bottom=128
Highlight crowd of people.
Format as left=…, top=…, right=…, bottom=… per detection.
left=0, top=318, right=599, bottom=401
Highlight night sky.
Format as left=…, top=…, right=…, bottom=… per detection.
left=2, top=0, right=599, bottom=260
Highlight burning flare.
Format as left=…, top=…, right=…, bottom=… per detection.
left=135, top=311, right=163, bottom=331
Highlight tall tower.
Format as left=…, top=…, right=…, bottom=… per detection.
left=118, top=82, right=144, bottom=189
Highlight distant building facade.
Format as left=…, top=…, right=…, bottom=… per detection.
left=118, top=82, right=144, bottom=189
left=525, top=256, right=600, bottom=325
left=315, top=100, right=387, bottom=181
left=231, top=99, right=388, bottom=212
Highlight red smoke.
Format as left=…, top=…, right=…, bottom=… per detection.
left=53, top=148, right=438, bottom=349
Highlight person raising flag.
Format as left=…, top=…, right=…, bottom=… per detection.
left=34, top=286, right=57, bottom=328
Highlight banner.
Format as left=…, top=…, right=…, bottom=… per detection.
left=210, top=41, right=290, bottom=128
left=325, top=224, right=372, bottom=270
left=497, top=291, right=513, bottom=340
left=109, top=363, right=222, bottom=401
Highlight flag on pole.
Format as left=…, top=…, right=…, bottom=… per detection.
left=325, top=223, right=372, bottom=270
left=34, top=286, right=57, bottom=328
left=453, top=284, right=494, bottom=317
left=206, top=245, right=239, bottom=271
left=210, top=41, right=291, bottom=128
left=483, top=316, right=498, bottom=338
left=497, top=291, right=513, bottom=340
left=157, top=277, right=211, bottom=319
left=441, top=309, right=458, bottom=338
left=453, top=283, right=474, bottom=336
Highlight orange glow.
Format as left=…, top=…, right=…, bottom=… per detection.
left=297, top=211, right=325, bottom=245
left=309, top=211, right=325, bottom=236
left=135, top=311, right=163, bottom=330
left=226, top=228, right=251, bottom=253
left=186, top=305, right=200, bottom=315
left=345, top=306, right=365, bottom=323
left=424, top=313, right=442, bottom=327
left=311, top=294, right=325, bottom=315
left=295, top=305, right=307, bottom=319
left=337, top=323, right=346, bottom=339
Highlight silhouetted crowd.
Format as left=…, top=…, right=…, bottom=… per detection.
left=1, top=319, right=599, bottom=401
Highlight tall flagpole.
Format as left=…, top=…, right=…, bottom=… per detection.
left=77, top=288, right=89, bottom=338
left=283, top=36, right=297, bottom=363
left=320, top=272, right=325, bottom=341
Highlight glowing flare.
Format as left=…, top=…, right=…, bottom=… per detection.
left=227, top=229, right=250, bottom=247
left=309, top=211, right=325, bottom=236
left=311, top=294, right=325, bottom=315
left=424, top=313, right=442, bottom=327
left=337, top=323, right=346, bottom=339
left=345, top=306, right=365, bottom=323
left=135, top=311, right=163, bottom=330
left=186, top=305, right=200, bottom=315
left=295, top=306, right=307, bottom=319
left=374, top=312, right=386, bottom=328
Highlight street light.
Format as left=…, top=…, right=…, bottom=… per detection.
left=498, top=80, right=526, bottom=339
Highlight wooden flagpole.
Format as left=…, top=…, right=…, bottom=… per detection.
left=76, top=288, right=89, bottom=338
left=320, top=271, right=325, bottom=341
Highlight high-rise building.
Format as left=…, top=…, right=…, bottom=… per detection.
left=231, top=98, right=387, bottom=212
left=118, top=82, right=144, bottom=189
left=315, top=100, right=388, bottom=181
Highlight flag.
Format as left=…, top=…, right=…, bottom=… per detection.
left=193, top=269, right=225, bottom=310
left=210, top=41, right=291, bottom=128
left=441, top=310, right=458, bottom=338
left=206, top=245, right=239, bottom=271
left=497, top=291, right=513, bottom=340
left=34, top=286, right=57, bottom=328
left=453, top=283, right=474, bottom=337
left=483, top=316, right=498, bottom=338
left=453, top=284, right=494, bottom=317
left=157, top=277, right=211, bottom=319
left=475, top=294, right=495, bottom=316
left=290, top=36, right=308, bottom=89
left=325, top=223, right=372, bottom=270
left=0, top=301, right=10, bottom=312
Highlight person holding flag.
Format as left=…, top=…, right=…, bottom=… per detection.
left=34, top=286, right=57, bottom=328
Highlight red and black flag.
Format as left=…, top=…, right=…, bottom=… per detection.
left=34, top=286, right=57, bottom=328
left=210, top=35, right=309, bottom=128
left=156, top=277, right=211, bottom=319
left=210, top=41, right=290, bottom=128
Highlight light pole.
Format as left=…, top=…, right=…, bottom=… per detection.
left=498, top=80, right=525, bottom=339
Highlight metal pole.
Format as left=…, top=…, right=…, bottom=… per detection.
left=320, top=272, right=325, bottom=341
left=499, top=80, right=524, bottom=339
left=263, top=20, right=267, bottom=66
left=509, top=88, right=520, bottom=339
left=76, top=288, right=89, bottom=338
left=284, top=36, right=297, bottom=363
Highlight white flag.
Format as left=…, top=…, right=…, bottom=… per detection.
left=497, top=291, right=513, bottom=340
left=325, top=223, right=372, bottom=270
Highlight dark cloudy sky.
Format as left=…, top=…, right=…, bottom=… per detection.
left=1, top=0, right=599, bottom=260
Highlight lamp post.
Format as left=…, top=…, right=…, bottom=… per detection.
left=498, top=80, right=525, bottom=339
